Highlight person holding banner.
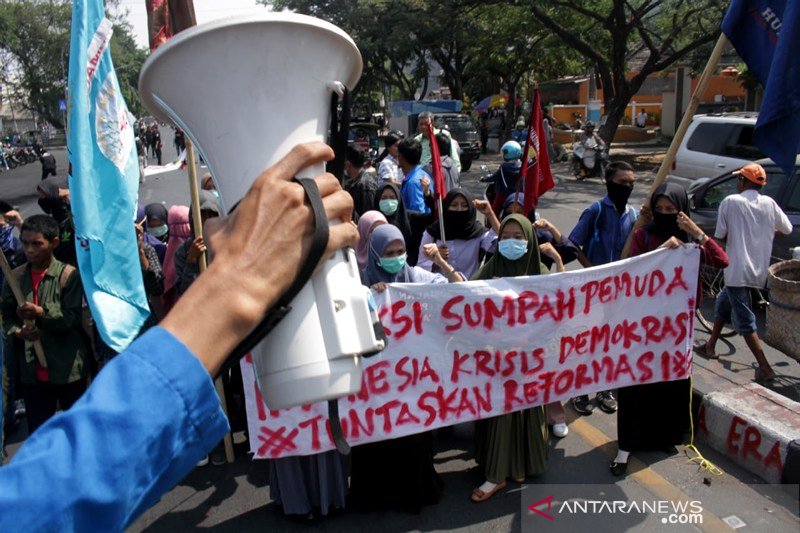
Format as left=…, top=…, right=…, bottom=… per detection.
left=567, top=161, right=642, bottom=416
left=417, top=189, right=499, bottom=279
left=351, top=223, right=464, bottom=514
left=471, top=214, right=548, bottom=502
left=612, top=183, right=728, bottom=476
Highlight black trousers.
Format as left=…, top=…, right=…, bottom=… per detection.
left=23, top=379, right=87, bottom=435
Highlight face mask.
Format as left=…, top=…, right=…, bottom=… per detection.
left=379, top=199, right=399, bottom=216
left=498, top=239, right=528, bottom=260
left=606, top=181, right=633, bottom=212
left=653, top=212, right=681, bottom=236
left=379, top=253, right=407, bottom=274
left=147, top=224, right=169, bottom=238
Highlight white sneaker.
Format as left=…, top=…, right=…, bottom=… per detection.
left=196, top=455, right=209, bottom=467
left=552, top=423, right=569, bottom=438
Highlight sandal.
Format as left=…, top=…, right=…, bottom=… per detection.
left=693, top=341, right=717, bottom=359
left=471, top=481, right=507, bottom=503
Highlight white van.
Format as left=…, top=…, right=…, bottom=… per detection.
left=672, top=113, right=764, bottom=185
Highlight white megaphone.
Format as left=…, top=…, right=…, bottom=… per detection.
left=139, top=13, right=385, bottom=410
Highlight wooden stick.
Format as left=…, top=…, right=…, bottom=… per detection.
left=0, top=249, right=47, bottom=368
left=621, top=34, right=729, bottom=258
left=185, top=139, right=234, bottom=464
left=437, top=196, right=447, bottom=247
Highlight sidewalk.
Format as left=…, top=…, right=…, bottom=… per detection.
left=690, top=302, right=800, bottom=484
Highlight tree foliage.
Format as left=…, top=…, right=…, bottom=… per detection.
left=265, top=0, right=580, bottom=111
left=0, top=0, right=146, bottom=130
left=524, top=0, right=727, bottom=143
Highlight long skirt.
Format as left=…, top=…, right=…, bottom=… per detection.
left=475, top=407, right=548, bottom=484
left=349, top=431, right=443, bottom=514
left=269, top=450, right=348, bottom=516
left=617, top=378, right=690, bottom=452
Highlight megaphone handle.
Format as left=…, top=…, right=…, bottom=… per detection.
left=325, top=85, right=351, bottom=182
left=222, top=176, right=329, bottom=372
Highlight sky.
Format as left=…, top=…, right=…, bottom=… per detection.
left=118, top=0, right=270, bottom=49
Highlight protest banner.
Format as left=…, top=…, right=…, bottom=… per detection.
left=243, top=246, right=700, bottom=459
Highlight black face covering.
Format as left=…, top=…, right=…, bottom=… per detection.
left=652, top=212, right=680, bottom=237
left=606, top=181, right=633, bottom=213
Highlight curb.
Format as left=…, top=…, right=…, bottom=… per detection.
left=691, top=379, right=800, bottom=484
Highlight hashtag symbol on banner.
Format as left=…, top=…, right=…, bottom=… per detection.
left=257, top=425, right=299, bottom=457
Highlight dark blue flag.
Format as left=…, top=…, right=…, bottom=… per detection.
left=723, top=0, right=800, bottom=177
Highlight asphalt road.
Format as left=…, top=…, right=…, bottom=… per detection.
left=1, top=133, right=798, bottom=532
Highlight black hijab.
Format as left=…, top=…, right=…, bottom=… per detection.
left=37, top=176, right=69, bottom=223
left=426, top=188, right=486, bottom=241
left=374, top=183, right=412, bottom=245
left=646, top=182, right=690, bottom=242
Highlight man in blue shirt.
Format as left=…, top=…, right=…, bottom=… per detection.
left=0, top=142, right=359, bottom=532
left=568, top=161, right=640, bottom=416
left=397, top=138, right=433, bottom=215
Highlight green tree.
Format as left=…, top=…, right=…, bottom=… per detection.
left=0, top=0, right=71, bottom=129
left=522, top=0, right=727, bottom=144
left=0, top=0, right=146, bottom=130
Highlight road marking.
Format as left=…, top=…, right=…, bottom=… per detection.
left=568, top=415, right=732, bottom=532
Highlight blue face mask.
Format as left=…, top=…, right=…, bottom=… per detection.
left=498, top=239, right=528, bottom=260
left=379, top=253, right=407, bottom=274
left=147, top=224, right=169, bottom=238
left=379, top=199, right=399, bottom=215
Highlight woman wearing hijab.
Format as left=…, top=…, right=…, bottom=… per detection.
left=174, top=191, right=222, bottom=297
left=350, top=224, right=463, bottom=514
left=36, top=176, right=75, bottom=265
left=143, top=203, right=169, bottom=263
left=417, top=189, right=499, bottom=279
left=355, top=210, right=388, bottom=270
left=501, top=193, right=579, bottom=272
left=373, top=183, right=414, bottom=262
left=471, top=214, right=549, bottom=502
left=161, top=205, right=191, bottom=314
left=610, top=183, right=728, bottom=476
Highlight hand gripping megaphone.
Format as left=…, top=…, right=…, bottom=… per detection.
left=138, top=13, right=385, bottom=412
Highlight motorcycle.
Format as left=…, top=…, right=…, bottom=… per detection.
left=13, top=147, right=30, bottom=166
left=479, top=164, right=496, bottom=205
left=571, top=136, right=607, bottom=180
left=23, top=146, right=37, bottom=164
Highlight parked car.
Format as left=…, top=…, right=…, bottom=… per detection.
left=671, top=112, right=765, bottom=187
left=688, top=156, right=800, bottom=262
left=432, top=113, right=481, bottom=171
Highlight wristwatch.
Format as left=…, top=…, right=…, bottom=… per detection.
left=694, top=232, right=708, bottom=244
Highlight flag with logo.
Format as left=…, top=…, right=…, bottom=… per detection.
left=521, top=89, right=555, bottom=216
left=722, top=0, right=800, bottom=177
left=67, top=0, right=150, bottom=351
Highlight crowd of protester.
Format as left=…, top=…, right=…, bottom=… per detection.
left=0, top=122, right=791, bottom=525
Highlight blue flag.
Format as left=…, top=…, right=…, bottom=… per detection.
left=722, top=0, right=800, bottom=177
left=67, top=0, right=150, bottom=351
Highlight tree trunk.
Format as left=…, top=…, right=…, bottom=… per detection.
left=598, top=95, right=629, bottom=146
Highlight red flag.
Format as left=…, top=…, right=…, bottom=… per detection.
left=147, top=0, right=197, bottom=52
left=426, top=121, right=446, bottom=204
left=521, top=90, right=555, bottom=216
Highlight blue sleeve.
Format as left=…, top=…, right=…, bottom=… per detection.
left=568, top=204, right=599, bottom=248
left=0, top=327, right=229, bottom=532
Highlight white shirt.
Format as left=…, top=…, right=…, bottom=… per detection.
left=417, top=229, right=497, bottom=279
left=377, top=154, right=403, bottom=186
left=715, top=189, right=792, bottom=287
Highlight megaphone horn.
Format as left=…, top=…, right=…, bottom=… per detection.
left=139, top=13, right=385, bottom=412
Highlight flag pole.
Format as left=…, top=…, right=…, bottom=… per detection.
left=621, top=34, right=729, bottom=258
left=185, top=139, right=235, bottom=464
left=437, top=196, right=446, bottom=247
left=0, top=250, right=47, bottom=371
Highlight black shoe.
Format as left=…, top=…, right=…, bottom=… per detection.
left=597, top=391, right=618, bottom=413
left=210, top=448, right=227, bottom=466
left=572, top=395, right=594, bottom=415
left=610, top=460, right=628, bottom=477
